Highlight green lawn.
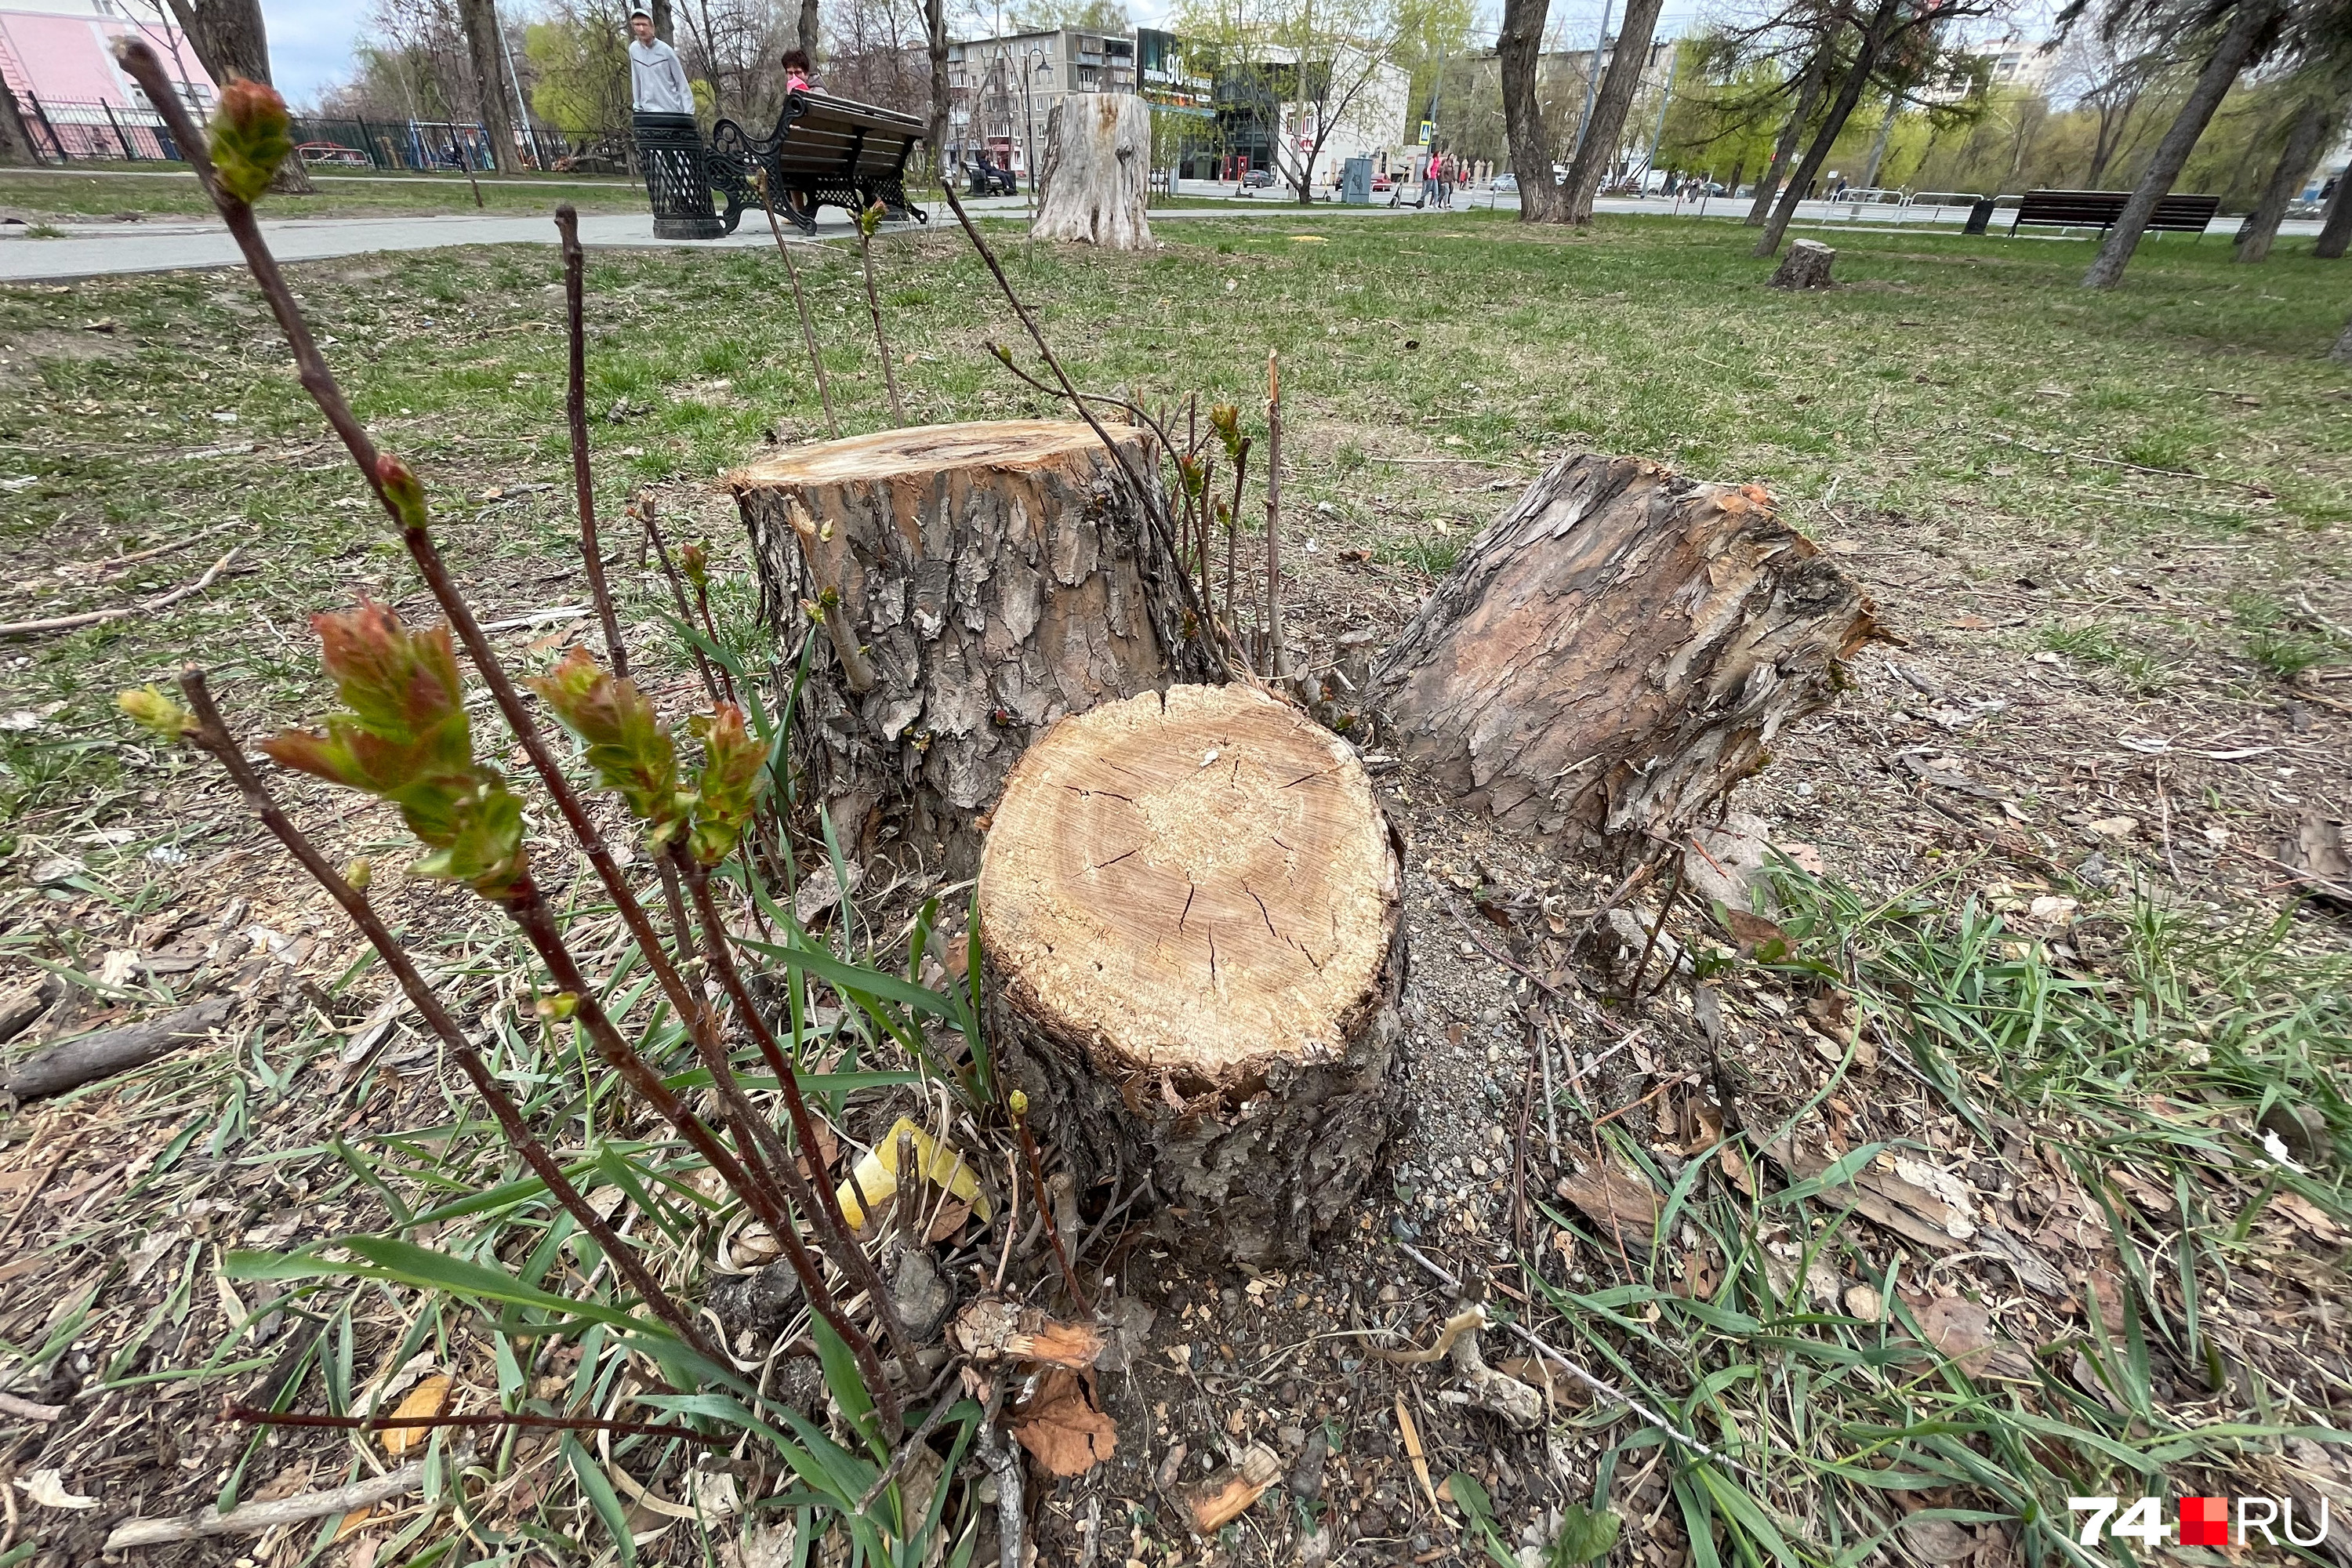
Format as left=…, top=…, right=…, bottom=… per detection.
left=0, top=165, right=651, bottom=222
left=1, top=209, right=2347, bottom=1567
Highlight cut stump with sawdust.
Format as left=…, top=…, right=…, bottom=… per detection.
left=1367, top=451, right=1878, bottom=852
left=731, top=420, right=1210, bottom=873
left=979, top=682, right=1403, bottom=1269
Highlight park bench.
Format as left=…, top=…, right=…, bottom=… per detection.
left=2008, top=189, right=2221, bottom=237
left=705, top=90, right=929, bottom=237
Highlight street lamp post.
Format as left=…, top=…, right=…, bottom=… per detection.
left=1023, top=45, right=1048, bottom=216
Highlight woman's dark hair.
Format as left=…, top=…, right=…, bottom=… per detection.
left=782, top=47, right=812, bottom=72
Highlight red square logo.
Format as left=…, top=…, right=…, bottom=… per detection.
left=2180, top=1497, right=2230, bottom=1546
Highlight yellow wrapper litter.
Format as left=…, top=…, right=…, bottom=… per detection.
left=836, top=1116, right=992, bottom=1230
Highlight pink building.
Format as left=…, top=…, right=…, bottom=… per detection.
left=2, top=0, right=215, bottom=158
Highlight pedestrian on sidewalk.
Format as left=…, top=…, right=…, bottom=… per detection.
left=628, top=6, right=693, bottom=115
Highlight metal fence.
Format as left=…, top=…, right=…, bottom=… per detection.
left=11, top=96, right=635, bottom=176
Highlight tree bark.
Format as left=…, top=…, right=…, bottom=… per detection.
left=799, top=0, right=820, bottom=57
left=1033, top=94, right=1151, bottom=248
left=2237, top=79, right=2346, bottom=263
left=980, top=683, right=1403, bottom=1270
left=1563, top=0, right=1668, bottom=223
left=1757, top=0, right=1896, bottom=257
left=923, top=0, right=949, bottom=172
left=1499, top=0, right=1564, bottom=222
left=731, top=420, right=1214, bottom=875
left=1770, top=236, right=1835, bottom=287
left=160, top=0, right=314, bottom=193
left=0, top=85, right=38, bottom=165
left=2319, top=163, right=2352, bottom=258
left=456, top=0, right=521, bottom=174
left=652, top=0, right=675, bottom=45
left=3, top=996, right=237, bottom=1101
left=1746, top=45, right=1828, bottom=226
left=2084, top=0, right=2279, bottom=289
left=1366, top=452, right=1879, bottom=852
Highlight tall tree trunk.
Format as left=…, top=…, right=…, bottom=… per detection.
left=799, top=0, right=819, bottom=57
left=456, top=0, right=519, bottom=174
left=2236, top=78, right=2346, bottom=263
left=1562, top=0, right=1668, bottom=223
left=1860, top=95, right=1896, bottom=186
left=1499, top=0, right=1564, bottom=221
left=652, top=0, right=674, bottom=44
left=160, top=0, right=314, bottom=192
left=1746, top=47, right=1827, bottom=225
left=924, top=0, right=949, bottom=177
left=1757, top=0, right=1896, bottom=256
left=2318, top=159, right=2352, bottom=258
left=2084, top=0, right=2278, bottom=289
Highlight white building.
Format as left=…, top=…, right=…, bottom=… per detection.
left=1221, top=43, right=1409, bottom=191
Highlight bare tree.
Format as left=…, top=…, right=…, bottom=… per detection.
left=1498, top=0, right=1565, bottom=218
left=2237, top=68, right=2349, bottom=260
left=456, top=0, right=521, bottom=171
left=2082, top=0, right=2287, bottom=287
left=1744, top=39, right=1830, bottom=222
left=161, top=0, right=316, bottom=191
left=1560, top=0, right=1667, bottom=221
left=1755, top=0, right=1906, bottom=255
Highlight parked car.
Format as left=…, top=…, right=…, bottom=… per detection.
left=1491, top=171, right=1516, bottom=192
left=296, top=141, right=370, bottom=167
left=1371, top=172, right=1393, bottom=191
left=1242, top=167, right=1276, bottom=187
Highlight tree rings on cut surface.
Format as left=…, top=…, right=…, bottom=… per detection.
left=980, top=682, right=1403, bottom=1269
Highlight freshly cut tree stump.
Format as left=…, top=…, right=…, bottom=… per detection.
left=979, top=683, right=1403, bottom=1269
left=1770, top=238, right=1836, bottom=289
left=1367, top=451, right=1878, bottom=851
left=1031, top=93, right=1152, bottom=250
left=732, top=420, right=1210, bottom=872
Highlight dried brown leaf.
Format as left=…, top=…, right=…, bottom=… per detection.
left=1010, top=1367, right=1116, bottom=1477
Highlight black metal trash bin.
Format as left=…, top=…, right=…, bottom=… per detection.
left=633, top=112, right=727, bottom=240
left=1963, top=198, right=1996, bottom=235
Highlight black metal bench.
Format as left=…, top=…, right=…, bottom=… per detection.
left=2009, top=189, right=2221, bottom=237
left=706, top=90, right=929, bottom=236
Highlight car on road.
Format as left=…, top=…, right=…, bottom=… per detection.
left=1242, top=168, right=1276, bottom=188
left=1492, top=171, right=1516, bottom=192
left=296, top=141, right=370, bottom=167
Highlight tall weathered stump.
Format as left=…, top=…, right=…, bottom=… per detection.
left=731, top=420, right=1209, bottom=872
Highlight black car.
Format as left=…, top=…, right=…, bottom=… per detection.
left=966, top=159, right=1017, bottom=197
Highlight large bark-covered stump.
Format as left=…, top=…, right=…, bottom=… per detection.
left=1367, top=452, right=1878, bottom=851
left=1031, top=93, right=1152, bottom=249
left=979, top=683, right=1403, bottom=1269
left=732, top=421, right=1210, bottom=873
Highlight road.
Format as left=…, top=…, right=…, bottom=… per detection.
left=1, top=184, right=2300, bottom=283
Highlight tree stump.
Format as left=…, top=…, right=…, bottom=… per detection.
left=979, top=683, right=1403, bottom=1269
left=731, top=420, right=1210, bottom=873
left=1031, top=93, right=1152, bottom=250
left=1771, top=238, right=1836, bottom=289
left=1367, top=451, right=1878, bottom=852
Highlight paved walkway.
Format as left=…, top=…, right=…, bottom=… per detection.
left=1, top=187, right=2301, bottom=282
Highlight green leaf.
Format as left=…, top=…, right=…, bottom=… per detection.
left=1446, top=1470, right=1494, bottom=1525
left=1550, top=1502, right=1622, bottom=1566
left=1769, top=1143, right=1887, bottom=1207
left=811, top=1312, right=884, bottom=1461
left=562, top=1432, right=638, bottom=1566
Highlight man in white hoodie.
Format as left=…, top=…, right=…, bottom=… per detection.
left=627, top=3, right=724, bottom=236
left=626, top=5, right=693, bottom=116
